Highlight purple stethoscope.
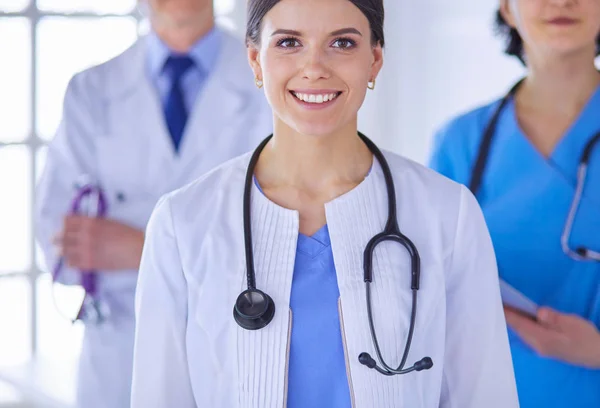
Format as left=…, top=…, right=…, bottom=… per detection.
left=51, top=181, right=110, bottom=324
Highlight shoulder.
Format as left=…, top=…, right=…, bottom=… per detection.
left=67, top=38, right=144, bottom=100
left=215, top=29, right=257, bottom=91
left=214, top=29, right=272, bottom=122
left=385, top=150, right=466, bottom=208
left=383, top=150, right=488, bottom=266
left=435, top=100, right=501, bottom=155
left=161, top=152, right=251, bottom=224
left=219, top=29, right=248, bottom=60
left=384, top=151, right=482, bottom=240
left=428, top=100, right=502, bottom=184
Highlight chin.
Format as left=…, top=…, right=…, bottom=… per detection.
left=548, top=42, right=597, bottom=58
left=293, top=124, right=340, bottom=138
left=153, top=6, right=204, bottom=24
left=282, top=114, right=346, bottom=138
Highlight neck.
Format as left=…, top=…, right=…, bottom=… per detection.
left=519, top=48, right=600, bottom=114
left=151, top=12, right=214, bottom=53
left=255, top=119, right=373, bottom=194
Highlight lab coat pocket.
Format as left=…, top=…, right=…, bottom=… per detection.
left=189, top=254, right=242, bottom=371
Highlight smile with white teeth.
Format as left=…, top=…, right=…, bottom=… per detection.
left=292, top=91, right=340, bottom=104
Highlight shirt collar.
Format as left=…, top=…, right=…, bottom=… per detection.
left=146, top=26, right=222, bottom=78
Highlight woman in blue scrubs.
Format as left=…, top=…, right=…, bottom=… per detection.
left=429, top=1, right=600, bottom=407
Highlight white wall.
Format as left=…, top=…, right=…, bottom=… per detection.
left=369, top=0, right=525, bottom=163
left=226, top=0, right=526, bottom=162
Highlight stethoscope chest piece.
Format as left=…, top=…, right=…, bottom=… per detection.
left=234, top=133, right=433, bottom=376
left=233, top=289, right=276, bottom=330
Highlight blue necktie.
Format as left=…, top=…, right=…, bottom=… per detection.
left=163, top=55, right=194, bottom=152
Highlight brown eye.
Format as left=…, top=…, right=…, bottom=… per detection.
left=277, top=38, right=301, bottom=48
left=332, top=38, right=356, bottom=49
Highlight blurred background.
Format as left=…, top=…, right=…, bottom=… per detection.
left=0, top=0, right=526, bottom=406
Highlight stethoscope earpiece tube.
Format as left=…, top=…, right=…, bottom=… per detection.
left=235, top=132, right=434, bottom=376
left=242, top=135, right=273, bottom=291
left=236, top=135, right=276, bottom=331
left=471, top=78, right=600, bottom=263
left=469, top=79, right=524, bottom=196
left=580, top=132, right=600, bottom=165
left=359, top=352, right=433, bottom=375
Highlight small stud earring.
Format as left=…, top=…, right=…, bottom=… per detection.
left=255, top=78, right=263, bottom=89
left=367, top=79, right=376, bottom=90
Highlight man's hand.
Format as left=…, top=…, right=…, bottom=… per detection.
left=54, top=215, right=145, bottom=271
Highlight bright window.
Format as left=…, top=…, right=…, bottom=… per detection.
left=37, top=0, right=136, bottom=14
left=0, top=1, right=239, bottom=403
left=0, top=0, right=29, bottom=12
left=0, top=18, right=31, bottom=143
left=0, top=146, right=32, bottom=274
left=0, top=277, right=32, bottom=366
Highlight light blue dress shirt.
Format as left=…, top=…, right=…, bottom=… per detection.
left=146, top=27, right=222, bottom=112
left=429, top=84, right=600, bottom=408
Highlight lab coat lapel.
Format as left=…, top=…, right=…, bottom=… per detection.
left=100, top=37, right=178, bottom=197
left=176, top=65, right=247, bottom=179
left=236, top=184, right=298, bottom=408
left=325, top=159, right=442, bottom=407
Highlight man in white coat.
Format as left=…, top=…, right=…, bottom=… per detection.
left=35, top=1, right=272, bottom=407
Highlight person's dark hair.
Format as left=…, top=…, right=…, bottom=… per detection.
left=494, top=9, right=600, bottom=64
left=246, top=0, right=384, bottom=47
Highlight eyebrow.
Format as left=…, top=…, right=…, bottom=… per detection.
left=331, top=28, right=362, bottom=37
left=270, top=28, right=363, bottom=37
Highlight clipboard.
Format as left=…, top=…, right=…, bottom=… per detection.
left=500, top=279, right=538, bottom=319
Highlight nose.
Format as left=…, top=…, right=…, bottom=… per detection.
left=301, top=47, right=331, bottom=81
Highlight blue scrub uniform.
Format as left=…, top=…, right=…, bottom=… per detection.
left=429, top=85, right=600, bottom=407
left=254, top=180, right=351, bottom=407
left=287, top=225, right=352, bottom=407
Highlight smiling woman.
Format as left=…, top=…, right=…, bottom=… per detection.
left=131, top=0, right=519, bottom=407
left=245, top=0, right=383, bottom=144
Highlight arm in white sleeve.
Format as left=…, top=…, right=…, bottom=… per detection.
left=131, top=196, right=196, bottom=408
left=440, top=186, right=519, bottom=408
left=35, top=73, right=98, bottom=284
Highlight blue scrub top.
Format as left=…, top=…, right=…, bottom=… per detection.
left=429, top=85, right=600, bottom=407
left=287, top=225, right=352, bottom=407
left=254, top=180, right=352, bottom=407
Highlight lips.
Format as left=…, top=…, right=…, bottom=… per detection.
left=547, top=17, right=578, bottom=25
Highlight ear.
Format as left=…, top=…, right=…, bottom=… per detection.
left=499, top=0, right=517, bottom=29
left=369, top=43, right=384, bottom=84
left=247, top=45, right=263, bottom=83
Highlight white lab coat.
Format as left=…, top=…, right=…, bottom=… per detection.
left=35, top=28, right=272, bottom=408
left=132, top=150, right=520, bottom=407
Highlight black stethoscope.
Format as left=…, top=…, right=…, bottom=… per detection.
left=233, top=133, right=434, bottom=376
left=469, top=79, right=600, bottom=262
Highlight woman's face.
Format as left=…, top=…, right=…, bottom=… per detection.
left=248, top=0, right=383, bottom=137
left=501, top=0, right=600, bottom=59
